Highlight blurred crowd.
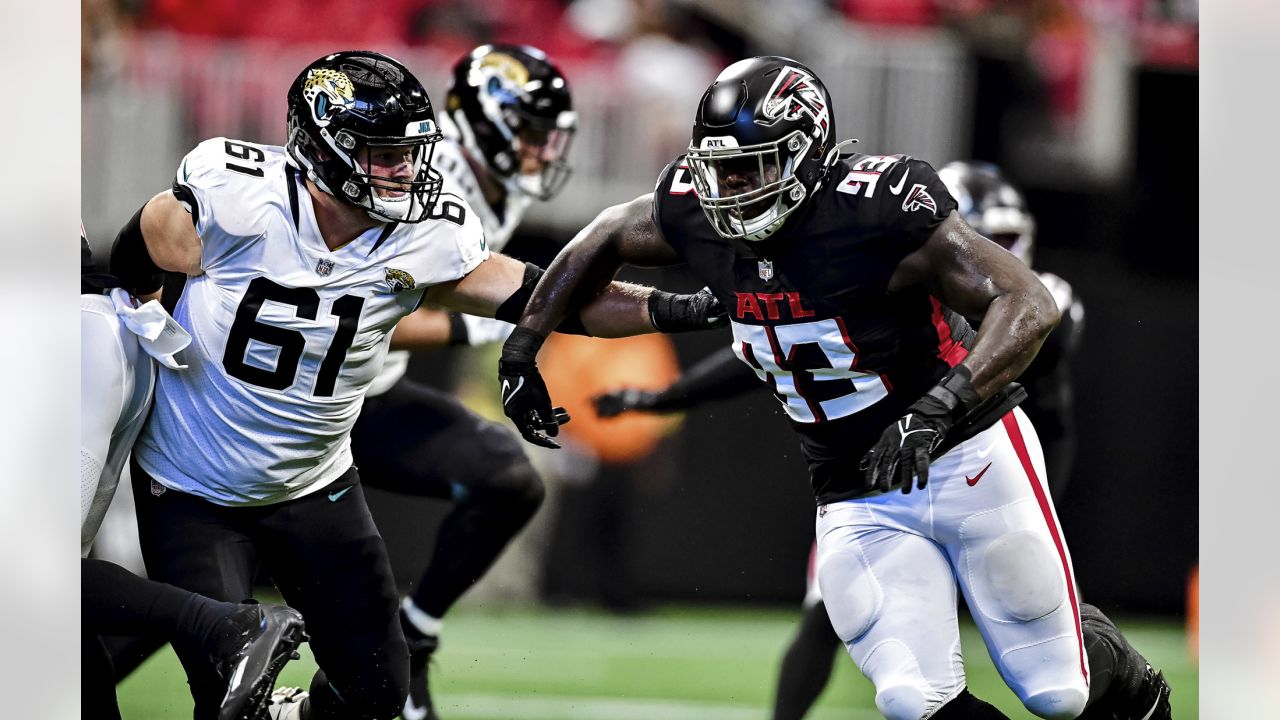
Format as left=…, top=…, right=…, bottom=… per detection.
left=85, top=0, right=1197, bottom=87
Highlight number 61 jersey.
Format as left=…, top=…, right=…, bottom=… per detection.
left=133, top=138, right=488, bottom=506
left=655, top=153, right=1001, bottom=505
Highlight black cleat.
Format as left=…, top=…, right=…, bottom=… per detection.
left=1079, top=603, right=1173, bottom=720
left=214, top=602, right=307, bottom=720
left=401, top=612, right=441, bottom=720
left=1130, top=664, right=1172, bottom=720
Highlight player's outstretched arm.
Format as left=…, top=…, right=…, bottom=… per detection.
left=109, top=190, right=202, bottom=296
left=495, top=193, right=699, bottom=448
left=517, top=193, right=683, bottom=338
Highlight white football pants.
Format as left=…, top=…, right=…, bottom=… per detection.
left=814, top=407, right=1089, bottom=720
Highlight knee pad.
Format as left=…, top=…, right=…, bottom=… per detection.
left=874, top=683, right=931, bottom=720
left=981, top=530, right=1065, bottom=621
left=1022, top=686, right=1088, bottom=720
left=815, top=547, right=882, bottom=643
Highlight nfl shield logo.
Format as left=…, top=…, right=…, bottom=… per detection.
left=315, top=258, right=334, bottom=276
left=758, top=260, right=774, bottom=281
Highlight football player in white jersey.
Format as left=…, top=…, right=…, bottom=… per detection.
left=80, top=233, right=306, bottom=720
left=345, top=45, right=577, bottom=720
left=107, top=51, right=723, bottom=720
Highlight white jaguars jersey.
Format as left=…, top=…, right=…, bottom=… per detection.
left=133, top=137, right=488, bottom=505
left=371, top=137, right=526, bottom=396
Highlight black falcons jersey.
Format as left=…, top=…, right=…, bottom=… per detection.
left=655, top=152, right=1001, bottom=504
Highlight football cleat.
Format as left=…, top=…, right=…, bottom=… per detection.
left=1131, top=664, right=1172, bottom=720
left=1078, top=603, right=1173, bottom=720
left=401, top=613, right=441, bottom=720
left=264, top=686, right=309, bottom=720
left=215, top=603, right=307, bottom=720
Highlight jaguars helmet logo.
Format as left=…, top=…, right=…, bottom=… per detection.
left=385, top=268, right=416, bottom=292
left=471, top=52, right=530, bottom=91
left=302, top=69, right=356, bottom=127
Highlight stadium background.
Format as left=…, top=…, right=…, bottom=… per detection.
left=81, top=0, right=1198, bottom=716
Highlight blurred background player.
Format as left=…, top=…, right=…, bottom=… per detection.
left=81, top=231, right=305, bottom=720
left=348, top=44, right=577, bottom=720
left=592, top=160, right=1089, bottom=719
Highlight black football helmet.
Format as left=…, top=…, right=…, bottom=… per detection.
left=444, top=44, right=577, bottom=201
left=685, top=56, right=848, bottom=242
left=286, top=51, right=444, bottom=223
left=937, top=161, right=1036, bottom=266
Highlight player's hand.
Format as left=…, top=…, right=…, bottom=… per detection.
left=592, top=388, right=662, bottom=418
left=649, top=287, right=729, bottom=332
left=860, top=396, right=952, bottom=494
left=499, top=327, right=569, bottom=449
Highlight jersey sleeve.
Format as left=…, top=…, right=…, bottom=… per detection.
left=171, top=137, right=253, bottom=272
left=650, top=157, right=698, bottom=252
left=450, top=194, right=489, bottom=277
left=876, top=157, right=957, bottom=253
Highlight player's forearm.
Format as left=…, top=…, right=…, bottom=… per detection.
left=654, top=345, right=759, bottom=409
left=518, top=226, right=627, bottom=340
left=578, top=281, right=655, bottom=338
left=959, top=285, right=1060, bottom=399
left=388, top=308, right=458, bottom=350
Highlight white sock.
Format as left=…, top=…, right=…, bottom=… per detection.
left=401, top=597, right=443, bottom=638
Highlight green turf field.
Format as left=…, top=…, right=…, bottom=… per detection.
left=117, top=604, right=1197, bottom=719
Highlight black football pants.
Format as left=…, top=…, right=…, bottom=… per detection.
left=351, top=377, right=544, bottom=619
left=131, top=462, right=408, bottom=720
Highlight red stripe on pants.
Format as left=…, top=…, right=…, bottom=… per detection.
left=1001, top=412, right=1089, bottom=684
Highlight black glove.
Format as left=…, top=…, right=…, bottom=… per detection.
left=592, top=388, right=662, bottom=418
left=861, top=395, right=952, bottom=494
left=861, top=365, right=982, bottom=494
left=498, top=327, right=570, bottom=449
left=648, top=287, right=728, bottom=332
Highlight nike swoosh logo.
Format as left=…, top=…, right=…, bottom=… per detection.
left=889, top=169, right=909, bottom=195
left=966, top=462, right=992, bottom=487
left=328, top=486, right=352, bottom=502
left=403, top=698, right=429, bottom=720
left=501, top=376, right=524, bottom=406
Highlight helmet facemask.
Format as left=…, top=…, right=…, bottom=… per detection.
left=685, top=130, right=812, bottom=242
left=507, top=111, right=576, bottom=201
left=318, top=122, right=444, bottom=224
left=976, top=205, right=1035, bottom=266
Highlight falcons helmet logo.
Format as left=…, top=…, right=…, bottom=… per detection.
left=760, top=66, right=830, bottom=136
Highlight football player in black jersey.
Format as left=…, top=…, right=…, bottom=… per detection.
left=590, top=161, right=1090, bottom=720
left=497, top=57, right=1170, bottom=720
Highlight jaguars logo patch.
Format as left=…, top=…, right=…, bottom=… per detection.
left=385, top=268, right=416, bottom=292
left=302, top=68, right=356, bottom=127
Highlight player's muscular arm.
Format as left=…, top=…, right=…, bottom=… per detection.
left=387, top=307, right=455, bottom=350
left=891, top=210, right=1061, bottom=399
left=140, top=191, right=202, bottom=275
left=110, top=190, right=202, bottom=295
left=518, top=193, right=683, bottom=337
left=423, top=252, right=655, bottom=337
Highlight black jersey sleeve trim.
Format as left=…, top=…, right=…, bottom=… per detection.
left=368, top=222, right=398, bottom=256
left=286, top=166, right=300, bottom=229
